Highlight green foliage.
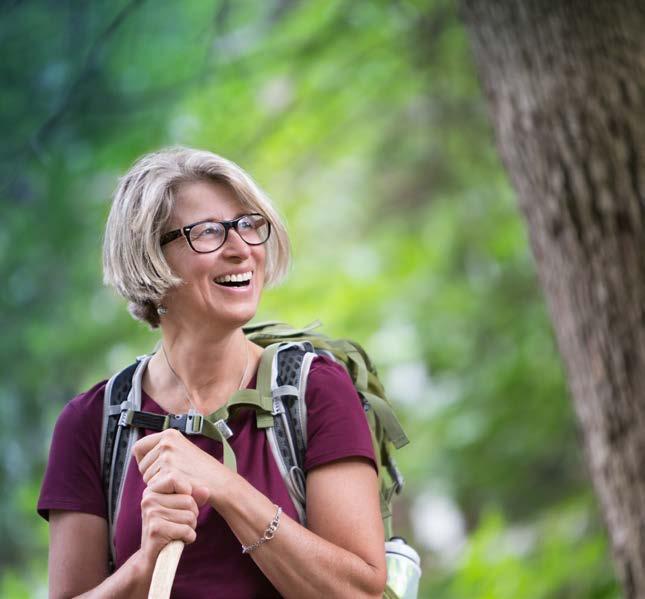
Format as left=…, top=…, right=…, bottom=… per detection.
left=1, top=0, right=621, bottom=597
left=444, top=499, right=620, bottom=599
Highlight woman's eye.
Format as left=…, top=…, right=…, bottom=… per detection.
left=194, top=224, right=221, bottom=238
left=241, top=216, right=265, bottom=230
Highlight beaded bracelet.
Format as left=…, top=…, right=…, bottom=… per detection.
left=242, top=506, right=282, bottom=554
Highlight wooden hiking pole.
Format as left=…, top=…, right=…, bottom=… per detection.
left=148, top=540, right=184, bottom=599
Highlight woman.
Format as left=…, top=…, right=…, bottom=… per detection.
left=38, top=147, right=387, bottom=598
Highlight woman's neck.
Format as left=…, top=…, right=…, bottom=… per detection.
left=145, top=323, right=261, bottom=415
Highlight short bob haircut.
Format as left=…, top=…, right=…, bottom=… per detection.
left=103, top=147, right=291, bottom=328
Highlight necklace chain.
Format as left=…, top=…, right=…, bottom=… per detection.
left=161, top=339, right=250, bottom=414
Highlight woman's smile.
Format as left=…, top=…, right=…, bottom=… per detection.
left=213, top=270, right=253, bottom=286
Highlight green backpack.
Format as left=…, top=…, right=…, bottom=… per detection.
left=243, top=321, right=410, bottom=529
left=101, top=321, right=412, bottom=596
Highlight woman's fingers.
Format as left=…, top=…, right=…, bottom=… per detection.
left=139, top=452, right=163, bottom=484
left=147, top=505, right=198, bottom=530
left=132, top=431, right=166, bottom=463
left=140, top=489, right=201, bottom=562
left=135, top=430, right=188, bottom=482
left=146, top=519, right=197, bottom=546
left=146, top=469, right=194, bottom=495
left=135, top=430, right=215, bottom=506
left=136, top=434, right=210, bottom=567
left=142, top=488, right=199, bottom=517
left=135, top=434, right=173, bottom=479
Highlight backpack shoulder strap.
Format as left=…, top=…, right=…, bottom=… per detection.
left=257, top=341, right=317, bottom=525
left=101, top=355, right=151, bottom=572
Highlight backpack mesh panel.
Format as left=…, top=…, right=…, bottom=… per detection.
left=274, top=417, right=295, bottom=465
left=276, top=346, right=309, bottom=467
left=276, top=348, right=304, bottom=387
left=110, top=425, right=132, bottom=516
left=102, top=418, right=118, bottom=493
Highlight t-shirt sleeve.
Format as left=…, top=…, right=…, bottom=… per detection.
left=303, top=356, right=377, bottom=473
left=37, top=381, right=108, bottom=521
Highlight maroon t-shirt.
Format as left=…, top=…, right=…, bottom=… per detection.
left=38, top=356, right=376, bottom=598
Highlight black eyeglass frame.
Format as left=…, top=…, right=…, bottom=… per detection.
left=160, top=213, right=271, bottom=254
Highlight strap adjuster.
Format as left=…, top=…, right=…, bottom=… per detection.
left=272, top=398, right=285, bottom=416
left=214, top=419, right=233, bottom=439
left=116, top=401, right=133, bottom=426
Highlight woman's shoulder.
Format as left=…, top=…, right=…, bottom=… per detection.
left=307, top=354, right=352, bottom=384
left=302, top=355, right=376, bottom=472
left=304, top=354, right=363, bottom=412
left=56, top=380, right=109, bottom=430
left=38, top=380, right=110, bottom=522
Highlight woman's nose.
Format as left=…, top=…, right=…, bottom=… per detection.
left=221, top=228, right=251, bottom=258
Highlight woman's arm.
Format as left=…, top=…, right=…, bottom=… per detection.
left=48, top=482, right=205, bottom=599
left=217, top=456, right=387, bottom=599
left=48, top=511, right=149, bottom=599
left=136, top=430, right=387, bottom=599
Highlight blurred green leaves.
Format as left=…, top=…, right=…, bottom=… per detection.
left=1, top=0, right=621, bottom=596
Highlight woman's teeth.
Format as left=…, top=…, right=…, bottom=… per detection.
left=214, top=271, right=252, bottom=286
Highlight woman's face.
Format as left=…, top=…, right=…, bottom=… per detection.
left=161, top=179, right=266, bottom=330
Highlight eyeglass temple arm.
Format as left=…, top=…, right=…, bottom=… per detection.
left=160, top=230, right=183, bottom=246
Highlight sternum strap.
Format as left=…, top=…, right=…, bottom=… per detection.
left=128, top=411, right=168, bottom=431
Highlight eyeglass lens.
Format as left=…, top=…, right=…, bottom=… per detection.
left=189, top=214, right=270, bottom=252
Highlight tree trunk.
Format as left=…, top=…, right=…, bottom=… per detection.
left=460, top=1, right=645, bottom=596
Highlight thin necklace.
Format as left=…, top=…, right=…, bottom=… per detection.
left=161, top=339, right=250, bottom=414
left=161, top=345, right=195, bottom=411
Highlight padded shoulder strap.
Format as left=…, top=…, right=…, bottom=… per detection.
left=102, top=356, right=150, bottom=572
left=258, top=342, right=317, bottom=525
left=100, top=362, right=138, bottom=476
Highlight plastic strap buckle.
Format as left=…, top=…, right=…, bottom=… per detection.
left=168, top=412, right=204, bottom=435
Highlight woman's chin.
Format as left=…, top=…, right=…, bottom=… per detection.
left=206, top=303, right=258, bottom=329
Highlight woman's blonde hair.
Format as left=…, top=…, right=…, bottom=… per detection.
left=103, top=147, right=290, bottom=328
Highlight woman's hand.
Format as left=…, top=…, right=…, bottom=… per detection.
left=133, top=429, right=227, bottom=567
left=133, top=428, right=232, bottom=508
left=138, top=479, right=206, bottom=567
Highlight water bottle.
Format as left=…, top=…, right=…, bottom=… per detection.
left=385, top=537, right=421, bottom=599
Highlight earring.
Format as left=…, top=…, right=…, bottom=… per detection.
left=157, top=305, right=168, bottom=316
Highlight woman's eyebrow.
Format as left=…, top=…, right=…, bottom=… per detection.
left=192, top=212, right=247, bottom=223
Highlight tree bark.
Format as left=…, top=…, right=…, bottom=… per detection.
left=460, top=1, right=645, bottom=596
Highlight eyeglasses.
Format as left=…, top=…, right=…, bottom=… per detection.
left=160, top=213, right=271, bottom=254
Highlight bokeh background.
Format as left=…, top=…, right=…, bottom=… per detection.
left=1, top=1, right=623, bottom=597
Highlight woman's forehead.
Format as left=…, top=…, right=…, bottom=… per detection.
left=171, top=179, right=245, bottom=223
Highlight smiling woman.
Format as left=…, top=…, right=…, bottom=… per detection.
left=151, top=179, right=269, bottom=337
left=37, top=147, right=387, bottom=599
left=102, top=148, right=290, bottom=330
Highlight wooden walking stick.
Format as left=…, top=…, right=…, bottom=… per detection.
left=148, top=540, right=184, bottom=599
